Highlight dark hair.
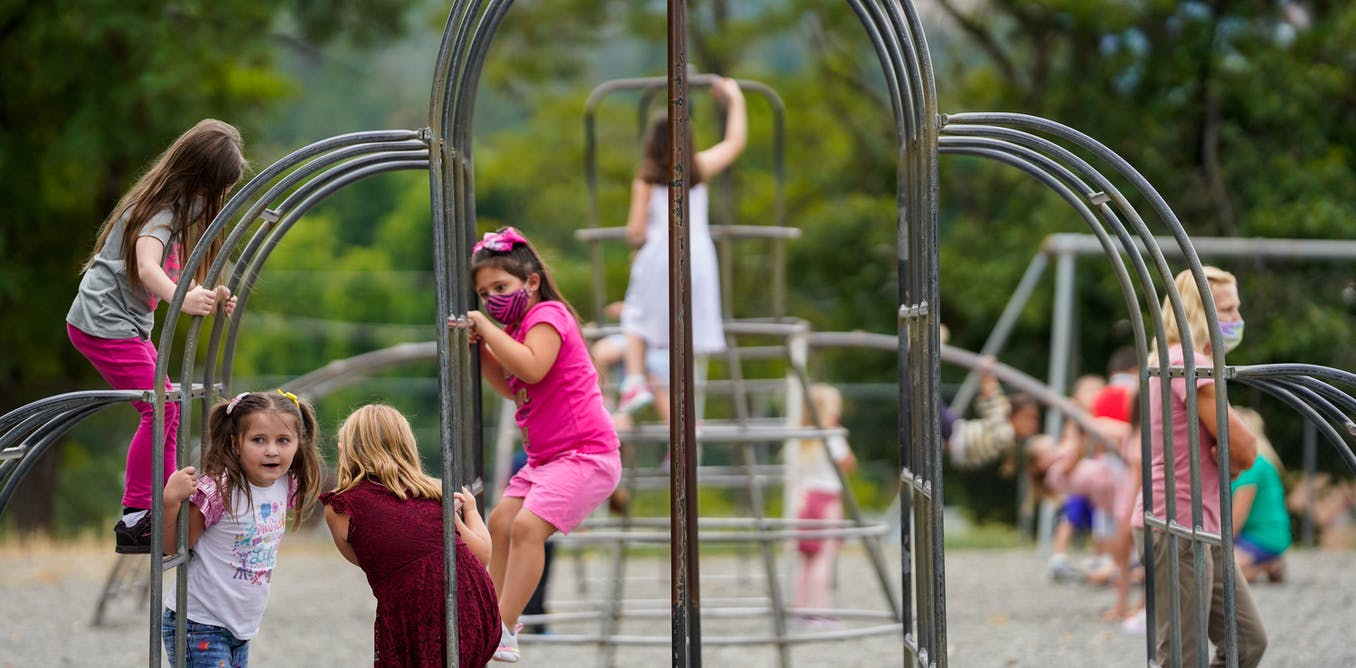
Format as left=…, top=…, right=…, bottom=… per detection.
left=203, top=390, right=324, bottom=525
left=82, top=119, right=247, bottom=294
left=637, top=113, right=704, bottom=186
left=1106, top=346, right=1138, bottom=376
left=469, top=227, right=582, bottom=325
left=1009, top=392, right=1040, bottom=417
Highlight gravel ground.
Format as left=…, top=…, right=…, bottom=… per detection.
left=3, top=531, right=1353, bottom=667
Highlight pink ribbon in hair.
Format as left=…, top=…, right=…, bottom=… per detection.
left=472, top=227, right=528, bottom=255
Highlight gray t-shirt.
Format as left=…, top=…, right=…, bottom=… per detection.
left=67, top=208, right=179, bottom=340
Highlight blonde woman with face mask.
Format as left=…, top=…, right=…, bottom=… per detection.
left=1133, top=266, right=1266, bottom=667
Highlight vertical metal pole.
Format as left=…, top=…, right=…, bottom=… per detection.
left=428, top=6, right=472, bottom=664
left=1026, top=251, right=1074, bottom=538
left=1302, top=420, right=1316, bottom=547
left=148, top=388, right=166, bottom=666
left=668, top=1, right=701, bottom=666
left=1045, top=250, right=1076, bottom=433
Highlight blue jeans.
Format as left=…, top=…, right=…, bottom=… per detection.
left=162, top=609, right=250, bottom=667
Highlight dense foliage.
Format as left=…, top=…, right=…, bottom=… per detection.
left=3, top=0, right=1353, bottom=533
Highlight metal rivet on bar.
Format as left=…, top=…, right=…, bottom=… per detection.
left=897, top=301, right=930, bottom=319
left=259, top=208, right=281, bottom=225
left=416, top=127, right=433, bottom=143
left=1147, top=366, right=1232, bottom=379
left=1087, top=191, right=1110, bottom=206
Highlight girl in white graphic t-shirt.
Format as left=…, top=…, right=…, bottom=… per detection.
left=160, top=390, right=324, bottom=667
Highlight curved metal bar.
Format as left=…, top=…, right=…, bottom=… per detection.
left=1276, top=375, right=1356, bottom=430
left=946, top=111, right=1247, bottom=666
left=938, top=138, right=1155, bottom=367
left=156, top=130, right=428, bottom=404
left=1234, top=363, right=1356, bottom=388
left=941, top=123, right=1204, bottom=550
left=214, top=143, right=430, bottom=392
left=227, top=159, right=432, bottom=352
left=0, top=390, right=146, bottom=435
left=161, top=131, right=427, bottom=360
left=1253, top=378, right=1354, bottom=434
left=431, top=2, right=512, bottom=664
left=841, top=2, right=940, bottom=663
left=1243, top=377, right=1355, bottom=443
left=212, top=140, right=429, bottom=389
left=0, top=404, right=110, bottom=517
left=937, top=137, right=1168, bottom=547
left=843, top=1, right=924, bottom=657
left=287, top=342, right=439, bottom=399
left=1234, top=379, right=1356, bottom=474
left=945, top=124, right=1205, bottom=663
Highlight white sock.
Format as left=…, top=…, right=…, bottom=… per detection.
left=122, top=509, right=148, bottom=525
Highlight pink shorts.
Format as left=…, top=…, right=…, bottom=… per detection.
left=504, top=449, right=621, bottom=534
left=797, top=489, right=843, bottom=556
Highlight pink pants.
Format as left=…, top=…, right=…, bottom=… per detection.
left=67, top=324, right=178, bottom=509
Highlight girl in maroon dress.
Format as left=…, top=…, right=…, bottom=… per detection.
left=322, top=404, right=499, bottom=667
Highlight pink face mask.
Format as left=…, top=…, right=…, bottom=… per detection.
left=485, top=288, right=529, bottom=325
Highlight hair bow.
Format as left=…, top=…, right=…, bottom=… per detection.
left=225, top=392, right=249, bottom=415
left=472, top=227, right=528, bottom=255
left=277, top=388, right=300, bottom=409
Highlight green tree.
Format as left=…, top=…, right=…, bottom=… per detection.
left=0, top=0, right=419, bottom=533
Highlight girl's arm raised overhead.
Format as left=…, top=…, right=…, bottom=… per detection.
left=694, top=77, right=747, bottom=180
left=625, top=179, right=652, bottom=248
left=324, top=505, right=361, bottom=566
left=466, top=311, right=562, bottom=385
left=135, top=236, right=219, bottom=317
left=162, top=466, right=206, bottom=556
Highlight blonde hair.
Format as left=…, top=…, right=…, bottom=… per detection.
left=1234, top=407, right=1283, bottom=473
left=802, top=384, right=843, bottom=427
left=333, top=404, right=442, bottom=500
left=1153, top=266, right=1237, bottom=356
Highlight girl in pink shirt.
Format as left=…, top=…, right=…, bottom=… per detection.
left=451, top=226, right=621, bottom=663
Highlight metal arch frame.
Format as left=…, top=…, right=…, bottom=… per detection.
left=140, top=128, right=430, bottom=665
left=931, top=108, right=1356, bottom=666
left=946, top=231, right=1356, bottom=551
left=841, top=2, right=944, bottom=665
left=934, top=114, right=1235, bottom=666
left=5, top=1, right=1353, bottom=667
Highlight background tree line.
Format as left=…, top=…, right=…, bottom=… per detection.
left=2, top=0, right=1352, bottom=533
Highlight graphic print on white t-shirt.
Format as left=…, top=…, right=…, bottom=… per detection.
left=231, top=497, right=285, bottom=585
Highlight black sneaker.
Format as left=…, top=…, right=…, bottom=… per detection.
left=114, top=512, right=154, bottom=554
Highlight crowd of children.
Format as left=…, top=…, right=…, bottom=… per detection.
left=60, top=103, right=1352, bottom=668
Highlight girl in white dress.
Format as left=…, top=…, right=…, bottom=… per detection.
left=616, top=77, right=747, bottom=416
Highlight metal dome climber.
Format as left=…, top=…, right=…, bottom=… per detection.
left=5, top=1, right=1356, bottom=667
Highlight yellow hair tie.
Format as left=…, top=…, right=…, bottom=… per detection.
left=277, top=388, right=299, bottom=409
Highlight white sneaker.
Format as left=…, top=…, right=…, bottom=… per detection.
left=493, top=622, right=521, bottom=663
left=616, top=375, right=653, bottom=415
left=1048, top=555, right=1083, bottom=583
left=1121, top=609, right=1147, bottom=635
